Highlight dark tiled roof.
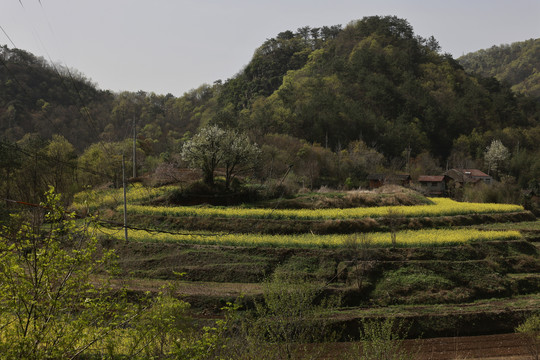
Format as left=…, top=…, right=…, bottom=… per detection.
left=457, top=169, right=490, bottom=177
left=444, top=169, right=491, bottom=183
left=391, top=174, right=411, bottom=181
left=418, top=175, right=445, bottom=182
left=367, top=174, right=385, bottom=181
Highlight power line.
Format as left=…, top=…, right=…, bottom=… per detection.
left=0, top=140, right=111, bottom=178
left=96, top=219, right=225, bottom=238
left=0, top=22, right=118, bottom=162
left=0, top=25, right=17, bottom=48
left=32, top=2, right=121, bottom=160
left=0, top=43, right=123, bottom=181
left=3, top=195, right=227, bottom=238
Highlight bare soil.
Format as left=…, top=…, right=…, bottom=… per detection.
left=409, top=333, right=533, bottom=360
left=316, top=333, right=534, bottom=359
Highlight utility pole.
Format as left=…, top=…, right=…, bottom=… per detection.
left=132, top=117, right=137, bottom=179
left=405, top=144, right=412, bottom=173
left=122, top=154, right=128, bottom=242
left=325, top=132, right=328, bottom=149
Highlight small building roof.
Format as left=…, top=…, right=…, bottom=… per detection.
left=390, top=174, right=411, bottom=181
left=456, top=169, right=490, bottom=178
left=444, top=168, right=492, bottom=183
left=367, top=173, right=385, bottom=181
left=418, top=175, right=445, bottom=182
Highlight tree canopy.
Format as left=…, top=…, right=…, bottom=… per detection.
left=181, top=125, right=260, bottom=189
left=459, top=39, right=540, bottom=98
left=0, top=16, right=539, bottom=194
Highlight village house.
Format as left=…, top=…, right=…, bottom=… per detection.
left=417, top=175, right=449, bottom=196
left=367, top=173, right=385, bottom=189
left=444, top=169, right=492, bottom=185
left=367, top=173, right=411, bottom=189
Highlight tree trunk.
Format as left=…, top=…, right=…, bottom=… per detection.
left=203, top=170, right=214, bottom=187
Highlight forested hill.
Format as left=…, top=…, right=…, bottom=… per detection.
left=0, top=45, right=115, bottom=151
left=1, top=16, right=539, bottom=165
left=216, top=16, right=539, bottom=160
left=458, top=38, right=540, bottom=98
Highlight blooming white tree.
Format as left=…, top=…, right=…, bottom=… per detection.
left=181, top=125, right=226, bottom=186
left=221, top=130, right=261, bottom=190
left=484, top=139, right=510, bottom=176
left=181, top=125, right=260, bottom=189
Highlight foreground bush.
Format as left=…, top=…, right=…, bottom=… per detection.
left=0, top=188, right=127, bottom=359
left=0, top=188, right=235, bottom=359
left=516, top=313, right=540, bottom=360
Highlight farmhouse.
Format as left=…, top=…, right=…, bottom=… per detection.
left=417, top=175, right=449, bottom=196
left=445, top=168, right=492, bottom=185
left=367, top=173, right=385, bottom=188
left=367, top=173, right=411, bottom=189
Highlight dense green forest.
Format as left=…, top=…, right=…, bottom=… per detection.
left=1, top=16, right=539, bottom=205
left=459, top=38, right=540, bottom=97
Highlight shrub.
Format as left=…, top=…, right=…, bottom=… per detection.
left=348, top=317, right=414, bottom=360
left=516, top=313, right=540, bottom=360
left=236, top=273, right=340, bottom=359
left=0, top=188, right=127, bottom=359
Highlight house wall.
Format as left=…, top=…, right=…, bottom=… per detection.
left=472, top=176, right=492, bottom=185
left=419, top=181, right=445, bottom=193
left=369, top=180, right=383, bottom=189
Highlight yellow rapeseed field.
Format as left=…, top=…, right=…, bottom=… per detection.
left=98, top=227, right=521, bottom=248
left=120, top=198, right=524, bottom=221
left=72, top=184, right=176, bottom=212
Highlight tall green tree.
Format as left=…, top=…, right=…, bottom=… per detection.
left=44, top=134, right=77, bottom=195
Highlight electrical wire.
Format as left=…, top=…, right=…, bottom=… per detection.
left=4, top=195, right=229, bottom=238
left=0, top=140, right=111, bottom=178
left=96, top=218, right=225, bottom=238
left=0, top=17, right=120, bottom=162
left=0, top=25, right=17, bottom=48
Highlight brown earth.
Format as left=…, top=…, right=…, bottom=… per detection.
left=95, top=224, right=540, bottom=357
left=316, top=333, right=534, bottom=359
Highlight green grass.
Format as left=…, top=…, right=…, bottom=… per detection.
left=472, top=220, right=540, bottom=231
left=71, top=184, right=177, bottom=212
left=334, top=293, right=540, bottom=318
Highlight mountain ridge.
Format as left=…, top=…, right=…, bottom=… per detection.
left=458, top=38, right=540, bottom=97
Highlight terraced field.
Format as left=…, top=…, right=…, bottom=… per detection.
left=119, top=198, right=524, bottom=220
left=76, top=184, right=540, bottom=357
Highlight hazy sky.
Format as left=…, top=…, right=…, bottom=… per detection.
left=2, top=0, right=539, bottom=96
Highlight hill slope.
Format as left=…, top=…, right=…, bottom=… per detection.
left=458, top=38, right=540, bottom=98
left=218, top=16, right=538, bottom=160
left=0, top=45, right=114, bottom=151
left=1, top=17, right=540, bottom=198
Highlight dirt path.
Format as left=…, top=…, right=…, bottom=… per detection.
left=106, top=277, right=262, bottom=297
left=317, top=333, right=534, bottom=359
left=408, top=333, right=533, bottom=359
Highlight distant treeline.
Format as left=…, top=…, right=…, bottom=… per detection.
left=0, top=16, right=539, bottom=205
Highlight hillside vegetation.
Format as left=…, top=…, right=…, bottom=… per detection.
left=81, top=184, right=540, bottom=343
left=459, top=38, right=540, bottom=97
left=2, top=15, right=540, bottom=359
left=1, top=16, right=540, bottom=209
